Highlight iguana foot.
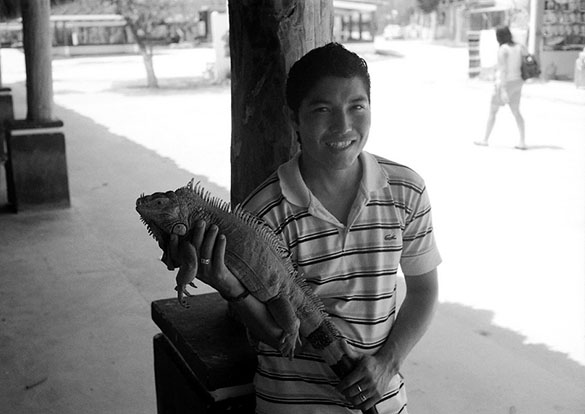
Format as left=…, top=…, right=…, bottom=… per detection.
left=266, top=294, right=302, bottom=360
left=278, top=327, right=302, bottom=360
left=175, top=284, right=193, bottom=308
left=174, top=243, right=198, bottom=309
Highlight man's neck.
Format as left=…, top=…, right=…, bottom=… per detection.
left=299, top=156, right=363, bottom=224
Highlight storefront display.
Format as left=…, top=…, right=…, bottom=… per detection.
left=543, top=0, right=585, bottom=50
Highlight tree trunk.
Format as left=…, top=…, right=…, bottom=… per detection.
left=124, top=18, right=159, bottom=88
left=140, top=44, right=159, bottom=88
left=21, top=0, right=54, bottom=121
left=228, top=0, right=333, bottom=206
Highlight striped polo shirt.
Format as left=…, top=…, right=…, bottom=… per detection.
left=242, top=151, right=441, bottom=414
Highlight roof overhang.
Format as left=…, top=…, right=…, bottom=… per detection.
left=333, top=1, right=377, bottom=12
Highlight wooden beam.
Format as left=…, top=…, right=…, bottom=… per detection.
left=228, top=0, right=333, bottom=206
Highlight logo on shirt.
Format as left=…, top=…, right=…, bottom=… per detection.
left=384, top=233, right=397, bottom=241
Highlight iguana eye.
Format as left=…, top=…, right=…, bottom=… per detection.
left=153, top=197, right=169, bottom=206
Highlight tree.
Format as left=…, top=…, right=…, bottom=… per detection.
left=112, top=0, right=200, bottom=88
left=417, top=0, right=439, bottom=14
left=47, top=0, right=200, bottom=88
left=1, top=0, right=76, bottom=20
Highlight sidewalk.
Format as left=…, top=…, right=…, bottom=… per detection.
left=1, top=49, right=584, bottom=413
left=0, top=82, right=222, bottom=414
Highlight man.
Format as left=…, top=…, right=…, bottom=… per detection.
left=190, top=43, right=441, bottom=413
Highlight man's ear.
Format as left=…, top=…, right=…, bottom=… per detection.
left=285, top=106, right=302, bottom=148
left=285, top=106, right=299, bottom=131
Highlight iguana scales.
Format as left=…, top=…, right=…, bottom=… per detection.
left=136, top=180, right=378, bottom=414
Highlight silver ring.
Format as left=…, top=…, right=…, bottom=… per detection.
left=360, top=393, right=367, bottom=402
left=356, top=384, right=363, bottom=394
left=200, top=258, right=211, bottom=265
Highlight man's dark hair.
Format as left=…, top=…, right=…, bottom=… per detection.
left=495, top=26, right=514, bottom=46
left=285, top=42, right=371, bottom=115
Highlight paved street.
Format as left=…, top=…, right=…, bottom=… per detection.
left=1, top=41, right=584, bottom=413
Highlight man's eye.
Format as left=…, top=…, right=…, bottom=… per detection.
left=313, top=107, right=330, bottom=113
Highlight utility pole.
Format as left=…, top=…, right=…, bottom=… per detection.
left=528, top=0, right=543, bottom=59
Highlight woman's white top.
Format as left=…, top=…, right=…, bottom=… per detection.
left=497, top=43, right=524, bottom=83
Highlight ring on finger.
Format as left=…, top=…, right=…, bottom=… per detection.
left=200, top=258, right=211, bottom=265
left=356, top=384, right=362, bottom=394
left=360, top=393, right=367, bottom=402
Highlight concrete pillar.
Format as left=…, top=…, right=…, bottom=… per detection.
left=4, top=0, right=71, bottom=212
left=0, top=87, right=14, bottom=207
left=211, top=11, right=230, bottom=82
left=21, top=0, right=54, bottom=121
left=5, top=120, right=70, bottom=211
left=528, top=0, right=543, bottom=59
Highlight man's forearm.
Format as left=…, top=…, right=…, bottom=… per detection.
left=376, top=269, right=439, bottom=374
left=230, top=292, right=284, bottom=350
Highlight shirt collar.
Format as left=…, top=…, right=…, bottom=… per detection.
left=277, top=151, right=389, bottom=209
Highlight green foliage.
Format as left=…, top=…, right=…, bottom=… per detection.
left=417, top=0, right=440, bottom=14
left=113, top=0, right=199, bottom=41
left=1, top=0, right=77, bottom=20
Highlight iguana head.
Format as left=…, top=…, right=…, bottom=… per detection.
left=136, top=189, right=190, bottom=244
left=136, top=180, right=216, bottom=268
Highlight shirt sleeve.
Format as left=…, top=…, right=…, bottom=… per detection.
left=400, top=184, right=442, bottom=276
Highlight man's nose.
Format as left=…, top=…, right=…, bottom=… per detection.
left=331, top=109, right=351, bottom=134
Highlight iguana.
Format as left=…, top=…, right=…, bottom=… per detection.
left=136, top=179, right=378, bottom=414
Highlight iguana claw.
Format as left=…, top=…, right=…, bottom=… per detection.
left=176, top=285, right=193, bottom=308
left=173, top=242, right=198, bottom=309
left=279, top=330, right=302, bottom=360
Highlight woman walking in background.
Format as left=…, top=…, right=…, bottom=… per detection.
left=476, top=26, right=527, bottom=150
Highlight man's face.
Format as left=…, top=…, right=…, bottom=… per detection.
left=292, top=76, right=371, bottom=173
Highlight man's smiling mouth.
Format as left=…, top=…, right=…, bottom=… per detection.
left=326, top=140, right=353, bottom=150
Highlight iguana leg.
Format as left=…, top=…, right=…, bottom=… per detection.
left=162, top=234, right=179, bottom=270
left=174, top=237, right=198, bottom=308
left=266, top=295, right=301, bottom=359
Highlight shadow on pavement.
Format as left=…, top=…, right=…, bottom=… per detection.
left=524, top=144, right=565, bottom=150
left=110, top=77, right=230, bottom=94
left=406, top=301, right=585, bottom=413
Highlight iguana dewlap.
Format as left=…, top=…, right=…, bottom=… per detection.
left=136, top=179, right=337, bottom=358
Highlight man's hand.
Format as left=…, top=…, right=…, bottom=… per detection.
left=162, top=219, right=244, bottom=306
left=335, top=342, right=393, bottom=411
left=336, top=268, right=438, bottom=411
left=189, top=220, right=245, bottom=298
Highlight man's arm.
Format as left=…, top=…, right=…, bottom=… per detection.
left=182, top=220, right=285, bottom=350
left=337, top=268, right=438, bottom=410
left=377, top=268, right=439, bottom=373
